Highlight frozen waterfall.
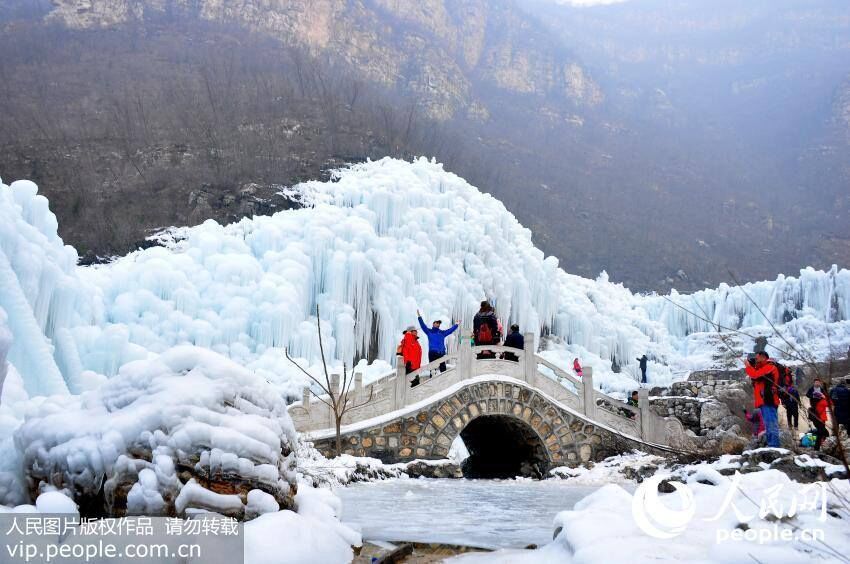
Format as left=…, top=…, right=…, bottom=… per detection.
left=1, top=159, right=848, bottom=400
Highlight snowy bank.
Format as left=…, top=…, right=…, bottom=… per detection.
left=453, top=455, right=850, bottom=563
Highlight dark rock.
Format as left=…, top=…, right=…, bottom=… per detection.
left=621, top=464, right=659, bottom=483
left=657, top=479, right=677, bottom=493
left=404, top=460, right=463, bottom=479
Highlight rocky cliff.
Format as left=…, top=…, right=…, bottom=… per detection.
left=47, top=0, right=601, bottom=121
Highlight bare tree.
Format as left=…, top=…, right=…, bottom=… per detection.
left=284, top=304, right=373, bottom=456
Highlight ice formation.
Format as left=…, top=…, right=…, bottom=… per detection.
left=11, top=346, right=299, bottom=516
left=1, top=160, right=849, bottom=403
left=1, top=157, right=848, bottom=560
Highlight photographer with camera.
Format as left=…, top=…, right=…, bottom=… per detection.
left=742, top=351, right=781, bottom=447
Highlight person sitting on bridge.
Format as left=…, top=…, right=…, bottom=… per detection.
left=501, top=324, right=523, bottom=362
left=573, top=358, right=583, bottom=378
left=473, top=301, right=500, bottom=359
left=400, top=326, right=423, bottom=387
left=417, top=310, right=458, bottom=374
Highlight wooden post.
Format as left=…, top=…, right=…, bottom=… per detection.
left=523, top=332, right=535, bottom=384
left=582, top=367, right=596, bottom=420
left=638, top=387, right=650, bottom=440
left=394, top=355, right=406, bottom=410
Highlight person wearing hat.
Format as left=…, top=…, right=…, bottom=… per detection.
left=400, top=325, right=423, bottom=386
left=417, top=310, right=459, bottom=374
left=501, top=324, right=523, bottom=362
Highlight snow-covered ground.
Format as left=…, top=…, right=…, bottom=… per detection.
left=451, top=451, right=850, bottom=563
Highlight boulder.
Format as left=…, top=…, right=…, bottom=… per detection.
left=718, top=432, right=747, bottom=455
left=700, top=400, right=731, bottom=430
left=404, top=460, right=463, bottom=479
left=621, top=464, right=659, bottom=483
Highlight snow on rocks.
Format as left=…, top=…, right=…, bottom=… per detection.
left=549, top=451, right=667, bottom=485
left=456, top=457, right=850, bottom=564
left=12, top=346, right=298, bottom=519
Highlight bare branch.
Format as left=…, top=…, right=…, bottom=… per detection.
left=315, top=303, right=334, bottom=401
left=283, top=348, right=335, bottom=410
left=350, top=385, right=376, bottom=410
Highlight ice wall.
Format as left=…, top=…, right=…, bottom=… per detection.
left=76, top=158, right=563, bottom=387
left=1, top=160, right=848, bottom=400
left=0, top=307, right=10, bottom=398
left=0, top=178, right=99, bottom=396
left=644, top=266, right=850, bottom=337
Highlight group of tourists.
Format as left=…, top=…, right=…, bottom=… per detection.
left=397, top=311, right=460, bottom=387
left=743, top=349, right=850, bottom=450
left=398, top=301, right=532, bottom=387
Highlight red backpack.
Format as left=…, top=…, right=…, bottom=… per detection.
left=477, top=323, right=493, bottom=345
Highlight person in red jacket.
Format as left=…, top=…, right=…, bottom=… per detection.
left=806, top=378, right=831, bottom=451
left=573, top=358, right=583, bottom=378
left=743, top=351, right=781, bottom=447
left=401, top=326, right=423, bottom=387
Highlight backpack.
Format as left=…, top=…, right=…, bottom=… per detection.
left=801, top=432, right=816, bottom=448
left=758, top=368, right=779, bottom=407
left=477, top=323, right=493, bottom=345
left=771, top=361, right=792, bottom=388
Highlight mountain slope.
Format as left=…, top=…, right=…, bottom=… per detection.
left=1, top=0, right=849, bottom=291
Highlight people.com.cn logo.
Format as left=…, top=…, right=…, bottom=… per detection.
left=631, top=475, right=697, bottom=539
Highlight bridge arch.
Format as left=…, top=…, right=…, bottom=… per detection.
left=310, top=379, right=632, bottom=473
left=459, top=414, right=549, bottom=478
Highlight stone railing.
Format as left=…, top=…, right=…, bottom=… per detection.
left=288, top=332, right=672, bottom=445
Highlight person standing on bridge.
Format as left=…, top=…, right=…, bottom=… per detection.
left=636, top=354, right=648, bottom=384
left=501, top=324, right=523, bottom=362
left=473, top=301, right=500, bottom=359
left=401, top=326, right=423, bottom=387
left=417, top=310, right=459, bottom=374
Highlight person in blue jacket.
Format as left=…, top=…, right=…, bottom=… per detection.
left=417, top=309, right=459, bottom=374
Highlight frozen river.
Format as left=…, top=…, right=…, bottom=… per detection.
left=337, top=478, right=601, bottom=550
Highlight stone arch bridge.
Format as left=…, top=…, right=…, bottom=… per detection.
left=289, top=334, right=688, bottom=476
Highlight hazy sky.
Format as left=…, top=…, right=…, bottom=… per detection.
left=554, top=0, right=631, bottom=6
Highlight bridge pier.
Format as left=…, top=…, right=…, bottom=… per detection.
left=638, top=387, right=653, bottom=441
left=354, top=371, right=363, bottom=403
left=522, top=332, right=535, bottom=384
left=581, top=367, right=595, bottom=420
left=394, top=355, right=406, bottom=410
